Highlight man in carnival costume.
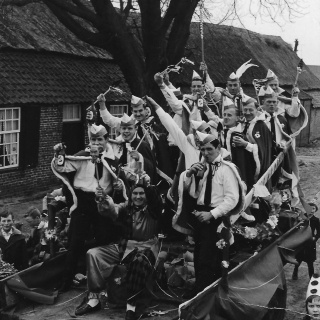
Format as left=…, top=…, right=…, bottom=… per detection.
left=93, top=94, right=174, bottom=184
left=75, top=178, right=163, bottom=320
left=108, top=112, right=158, bottom=185
left=172, top=131, right=245, bottom=299
left=52, top=124, right=129, bottom=292
left=210, top=59, right=258, bottom=116
left=231, top=97, right=273, bottom=189
left=265, top=69, right=308, bottom=149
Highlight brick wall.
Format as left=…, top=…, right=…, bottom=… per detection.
left=0, top=105, right=63, bottom=198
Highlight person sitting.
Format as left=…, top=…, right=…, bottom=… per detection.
left=24, top=206, right=42, bottom=257
left=0, top=206, right=28, bottom=271
left=75, top=176, right=163, bottom=319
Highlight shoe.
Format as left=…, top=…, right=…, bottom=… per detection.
left=292, top=272, right=298, bottom=280
left=75, top=301, right=101, bottom=316
left=125, top=310, right=136, bottom=320
left=182, top=288, right=199, bottom=300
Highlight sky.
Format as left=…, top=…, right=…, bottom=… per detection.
left=207, top=0, right=320, bottom=66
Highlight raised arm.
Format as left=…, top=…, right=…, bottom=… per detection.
left=96, top=94, right=121, bottom=128
left=154, top=73, right=183, bottom=115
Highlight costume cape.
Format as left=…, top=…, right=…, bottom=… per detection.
left=51, top=145, right=129, bottom=215
left=246, top=113, right=274, bottom=191
left=172, top=158, right=246, bottom=235
left=220, top=123, right=259, bottom=192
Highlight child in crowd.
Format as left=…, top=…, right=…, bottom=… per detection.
left=0, top=206, right=28, bottom=270
left=304, top=274, right=320, bottom=319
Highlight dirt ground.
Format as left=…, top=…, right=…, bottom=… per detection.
left=2, top=142, right=320, bottom=319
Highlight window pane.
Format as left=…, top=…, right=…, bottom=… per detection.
left=0, top=156, right=3, bottom=167
left=6, top=109, right=12, bottom=120
left=12, top=120, right=19, bottom=130
left=0, top=121, right=4, bottom=132
left=6, top=121, right=12, bottom=131
left=0, top=110, right=4, bottom=120
left=12, top=109, right=19, bottom=119
left=11, top=133, right=18, bottom=142
left=11, top=143, right=18, bottom=154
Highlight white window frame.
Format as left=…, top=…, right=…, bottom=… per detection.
left=63, top=104, right=81, bottom=122
left=0, top=107, right=20, bottom=169
left=109, top=104, right=129, bottom=139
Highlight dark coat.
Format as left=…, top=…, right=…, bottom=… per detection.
left=296, top=215, right=320, bottom=262
left=0, top=228, right=28, bottom=270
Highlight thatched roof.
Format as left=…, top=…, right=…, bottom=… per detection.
left=170, top=23, right=320, bottom=90
left=0, top=3, right=110, bottom=59
left=308, top=65, right=320, bottom=81
left=0, top=49, right=131, bottom=105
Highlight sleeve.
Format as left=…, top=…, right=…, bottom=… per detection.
left=100, top=108, right=121, bottom=128
left=204, top=108, right=220, bottom=122
left=159, top=84, right=183, bottom=115
left=245, top=142, right=254, bottom=153
left=156, top=108, right=190, bottom=154
left=205, top=72, right=215, bottom=92
left=51, top=188, right=63, bottom=197
left=285, top=97, right=301, bottom=118
left=53, top=157, right=81, bottom=173
left=210, top=166, right=239, bottom=219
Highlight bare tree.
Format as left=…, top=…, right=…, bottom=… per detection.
left=0, top=0, right=307, bottom=99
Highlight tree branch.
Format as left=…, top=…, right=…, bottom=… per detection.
left=45, top=0, right=102, bottom=27
left=43, top=0, right=110, bottom=50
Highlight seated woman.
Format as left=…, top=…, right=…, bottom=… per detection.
left=75, top=174, right=163, bottom=320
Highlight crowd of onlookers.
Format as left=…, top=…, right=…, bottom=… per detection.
left=0, top=188, right=70, bottom=272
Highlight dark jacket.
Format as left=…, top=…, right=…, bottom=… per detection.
left=0, top=227, right=28, bottom=270
left=296, top=215, right=320, bottom=262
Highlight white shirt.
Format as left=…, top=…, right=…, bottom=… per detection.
left=184, top=155, right=239, bottom=219
left=54, top=147, right=115, bottom=193
left=1, top=228, right=13, bottom=242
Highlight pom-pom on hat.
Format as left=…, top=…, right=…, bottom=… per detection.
left=192, top=70, right=202, bottom=82
left=131, top=95, right=144, bottom=107
left=120, top=113, right=135, bottom=126
left=266, top=69, right=277, bottom=81
left=195, top=130, right=219, bottom=146
left=258, top=86, right=277, bottom=99
left=190, top=120, right=209, bottom=132
left=89, top=124, right=108, bottom=137
left=227, top=59, right=258, bottom=82
left=306, top=274, right=320, bottom=300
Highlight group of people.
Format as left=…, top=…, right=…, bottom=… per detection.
left=1, top=59, right=316, bottom=319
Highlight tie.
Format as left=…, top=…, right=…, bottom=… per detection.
left=204, top=164, right=213, bottom=206
left=243, top=122, right=250, bottom=136
left=136, top=123, right=144, bottom=139
left=223, top=129, right=229, bottom=149
left=119, top=142, right=128, bottom=166
left=94, top=154, right=104, bottom=181
left=270, top=114, right=276, bottom=139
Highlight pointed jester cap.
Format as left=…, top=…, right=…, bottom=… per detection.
left=196, top=130, right=219, bottom=146
left=90, top=124, right=108, bottom=137
left=258, top=86, right=276, bottom=99
left=120, top=113, right=135, bottom=126
left=131, top=95, right=144, bottom=107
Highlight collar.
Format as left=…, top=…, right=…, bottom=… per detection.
left=1, top=228, right=13, bottom=237
left=207, top=154, right=222, bottom=165
left=102, top=144, right=115, bottom=160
